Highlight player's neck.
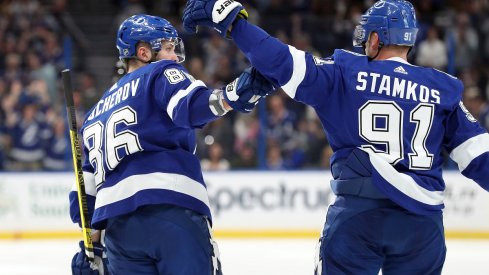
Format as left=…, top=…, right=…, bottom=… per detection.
left=127, top=59, right=148, bottom=73
left=374, top=48, right=408, bottom=61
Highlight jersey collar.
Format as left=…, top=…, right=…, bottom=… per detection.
left=386, top=57, right=410, bottom=64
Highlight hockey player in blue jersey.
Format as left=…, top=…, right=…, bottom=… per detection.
left=69, top=14, right=274, bottom=275
left=183, top=0, right=489, bottom=274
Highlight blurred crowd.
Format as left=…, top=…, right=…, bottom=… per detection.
left=0, top=0, right=71, bottom=171
left=1, top=0, right=489, bottom=171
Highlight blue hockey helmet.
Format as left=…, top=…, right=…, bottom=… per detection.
left=117, top=14, right=185, bottom=62
left=353, top=0, right=418, bottom=48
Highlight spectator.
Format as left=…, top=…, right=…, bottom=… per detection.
left=452, top=13, right=479, bottom=74
left=415, top=26, right=448, bottom=71
left=0, top=79, right=8, bottom=170
left=4, top=53, right=24, bottom=82
left=201, top=142, right=231, bottom=171
left=231, top=141, right=258, bottom=169
left=266, top=93, right=297, bottom=163
left=77, top=72, right=99, bottom=110
left=43, top=115, right=70, bottom=171
left=197, top=117, right=235, bottom=160
left=202, top=32, right=232, bottom=82
left=319, top=144, right=334, bottom=169
left=212, top=54, right=235, bottom=86
left=304, top=116, right=329, bottom=168
left=187, top=56, right=212, bottom=84
left=463, top=86, right=489, bottom=130
left=0, top=79, right=8, bottom=131
left=266, top=143, right=285, bottom=170
left=25, top=51, right=58, bottom=103
left=233, top=110, right=260, bottom=154
left=49, top=0, right=89, bottom=70
left=6, top=96, right=50, bottom=171
left=6, top=0, right=489, bottom=171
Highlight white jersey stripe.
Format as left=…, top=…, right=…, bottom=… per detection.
left=71, top=172, right=97, bottom=196
left=281, top=46, right=306, bottom=99
left=94, top=172, right=210, bottom=209
left=166, top=80, right=206, bottom=120
left=362, top=148, right=444, bottom=205
left=450, top=133, right=489, bottom=171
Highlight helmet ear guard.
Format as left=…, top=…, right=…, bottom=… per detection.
left=353, top=0, right=418, bottom=48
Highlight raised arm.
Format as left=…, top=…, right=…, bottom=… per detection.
left=155, top=64, right=274, bottom=129
left=183, top=0, right=334, bottom=107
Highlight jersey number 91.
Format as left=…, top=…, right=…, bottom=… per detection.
left=359, top=100, right=434, bottom=170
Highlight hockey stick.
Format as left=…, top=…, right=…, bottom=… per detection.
left=62, top=69, right=94, bottom=262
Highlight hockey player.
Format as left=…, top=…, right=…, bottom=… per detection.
left=69, top=14, right=274, bottom=274
left=183, top=0, right=489, bottom=274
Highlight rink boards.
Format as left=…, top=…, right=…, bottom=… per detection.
left=0, top=171, right=488, bottom=239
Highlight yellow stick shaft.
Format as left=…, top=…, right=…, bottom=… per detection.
left=62, top=69, right=94, bottom=261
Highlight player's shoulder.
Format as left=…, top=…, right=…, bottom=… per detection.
left=145, top=60, right=186, bottom=74
left=335, top=49, right=367, bottom=58
left=430, top=68, right=461, bottom=85
left=333, top=49, right=367, bottom=59
left=423, top=67, right=463, bottom=95
left=146, top=60, right=196, bottom=85
left=307, top=49, right=367, bottom=70
left=401, top=65, right=464, bottom=106
left=331, top=49, right=368, bottom=65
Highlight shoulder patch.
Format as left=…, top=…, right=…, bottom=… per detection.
left=164, top=68, right=186, bottom=84
left=459, top=101, right=478, bottom=122
left=313, top=56, right=334, bottom=65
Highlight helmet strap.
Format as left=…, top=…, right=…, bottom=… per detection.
left=407, top=46, right=413, bottom=57
left=124, top=55, right=152, bottom=73
left=368, top=43, right=383, bottom=61
left=136, top=57, right=151, bottom=64
left=149, top=50, right=159, bottom=62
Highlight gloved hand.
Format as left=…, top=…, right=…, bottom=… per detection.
left=183, top=0, right=248, bottom=37
left=224, top=67, right=275, bottom=113
left=72, top=241, right=109, bottom=275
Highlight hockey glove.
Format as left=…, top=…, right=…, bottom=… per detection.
left=183, top=0, right=248, bottom=37
left=72, top=241, right=109, bottom=275
left=223, top=67, right=275, bottom=113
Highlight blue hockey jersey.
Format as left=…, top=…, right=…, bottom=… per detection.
left=231, top=20, right=489, bottom=215
left=69, top=60, right=221, bottom=229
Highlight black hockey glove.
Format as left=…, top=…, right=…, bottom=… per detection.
left=71, top=241, right=109, bottom=275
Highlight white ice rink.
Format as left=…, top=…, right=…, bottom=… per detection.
left=0, top=238, right=488, bottom=275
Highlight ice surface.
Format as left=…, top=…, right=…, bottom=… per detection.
left=0, top=239, right=487, bottom=274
